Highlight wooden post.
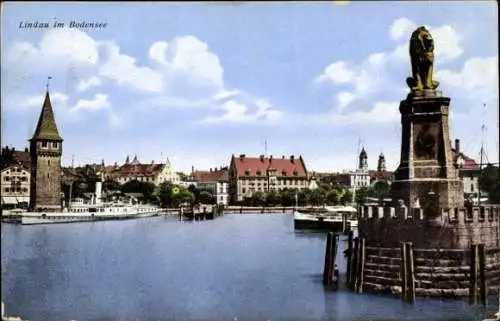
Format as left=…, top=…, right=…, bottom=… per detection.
left=323, top=232, right=333, bottom=286
left=350, top=237, right=359, bottom=290
left=354, top=237, right=362, bottom=291
left=406, top=242, right=415, bottom=304
left=469, top=244, right=478, bottom=305
left=357, top=237, right=365, bottom=293
left=332, top=233, right=339, bottom=289
left=346, top=230, right=354, bottom=285
left=400, top=242, right=407, bottom=302
left=478, top=243, right=487, bottom=306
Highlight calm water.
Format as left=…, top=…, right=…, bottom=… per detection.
left=1, top=214, right=498, bottom=321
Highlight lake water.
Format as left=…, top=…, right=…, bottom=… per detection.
left=1, top=214, right=498, bottom=321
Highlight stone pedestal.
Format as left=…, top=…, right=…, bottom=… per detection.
left=391, top=91, right=464, bottom=209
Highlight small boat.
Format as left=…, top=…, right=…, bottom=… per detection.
left=294, top=205, right=358, bottom=233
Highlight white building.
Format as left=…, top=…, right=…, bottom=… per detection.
left=104, top=155, right=180, bottom=185
left=1, top=164, right=30, bottom=208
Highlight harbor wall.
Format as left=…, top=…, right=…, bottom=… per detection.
left=356, top=204, right=500, bottom=297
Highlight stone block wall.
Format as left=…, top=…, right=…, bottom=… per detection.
left=358, top=205, right=500, bottom=249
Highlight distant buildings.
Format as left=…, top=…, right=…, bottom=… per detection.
left=192, top=167, right=229, bottom=205
left=452, top=139, right=483, bottom=201
left=228, top=154, right=311, bottom=203
left=88, top=155, right=181, bottom=186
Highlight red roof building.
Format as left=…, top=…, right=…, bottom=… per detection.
left=193, top=167, right=229, bottom=205
left=228, top=154, right=309, bottom=203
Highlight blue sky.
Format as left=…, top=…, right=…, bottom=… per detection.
left=1, top=1, right=498, bottom=173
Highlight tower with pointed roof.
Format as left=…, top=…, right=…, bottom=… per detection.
left=377, top=153, right=386, bottom=172
left=29, top=90, right=63, bottom=211
left=358, top=147, right=368, bottom=170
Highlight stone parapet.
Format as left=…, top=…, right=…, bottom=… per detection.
left=358, top=205, right=500, bottom=249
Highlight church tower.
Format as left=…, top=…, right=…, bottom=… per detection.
left=377, top=153, right=386, bottom=172
left=29, top=90, right=63, bottom=212
left=358, top=147, right=368, bottom=170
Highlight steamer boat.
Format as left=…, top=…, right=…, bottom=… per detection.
left=293, top=205, right=358, bottom=233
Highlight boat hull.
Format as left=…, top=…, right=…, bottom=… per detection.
left=293, top=210, right=357, bottom=233
left=20, top=209, right=159, bottom=225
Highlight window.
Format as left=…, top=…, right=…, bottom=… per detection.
left=41, top=141, right=48, bottom=148
left=52, top=142, right=58, bottom=148
left=242, top=188, right=246, bottom=193
left=48, top=160, right=50, bottom=166
left=4, top=176, right=9, bottom=181
left=4, top=188, right=9, bottom=193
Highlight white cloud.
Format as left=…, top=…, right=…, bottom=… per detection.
left=316, top=61, right=356, bottom=85
left=337, top=91, right=355, bottom=110
left=77, top=76, right=102, bottom=91
left=99, top=43, right=163, bottom=93
left=390, top=18, right=417, bottom=41
left=4, top=28, right=99, bottom=73
left=4, top=92, right=70, bottom=112
left=70, top=93, right=110, bottom=113
left=201, top=97, right=282, bottom=124
left=435, top=56, right=498, bottom=93
left=149, top=36, right=224, bottom=91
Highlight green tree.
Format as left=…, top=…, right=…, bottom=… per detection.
left=479, top=165, right=500, bottom=203
left=280, top=189, right=296, bottom=206
left=248, top=191, right=266, bottom=206
left=121, top=180, right=156, bottom=203
left=326, top=189, right=340, bottom=205
left=198, top=191, right=215, bottom=204
left=355, top=187, right=372, bottom=205
left=265, top=190, right=281, bottom=206
left=153, top=182, right=174, bottom=207
left=297, top=189, right=311, bottom=206
left=309, top=188, right=327, bottom=206
left=373, top=181, right=390, bottom=203
left=340, top=189, right=353, bottom=205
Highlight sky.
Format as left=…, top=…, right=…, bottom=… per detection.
left=1, top=1, right=498, bottom=174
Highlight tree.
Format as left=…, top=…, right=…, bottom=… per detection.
left=280, top=189, right=296, bottom=206
left=340, top=189, right=353, bottom=205
left=355, top=187, right=372, bottom=205
left=373, top=181, right=390, bottom=204
left=479, top=165, right=500, bottom=203
left=199, top=191, right=215, bottom=204
left=309, top=188, right=327, bottom=206
left=265, top=190, right=281, bottom=206
left=326, top=189, right=340, bottom=205
left=121, top=180, right=156, bottom=203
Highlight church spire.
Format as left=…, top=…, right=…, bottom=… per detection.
left=31, top=87, right=62, bottom=141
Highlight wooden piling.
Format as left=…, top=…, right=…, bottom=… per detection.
left=406, top=242, right=415, bottom=304
left=346, top=230, right=354, bottom=285
left=357, top=237, right=365, bottom=294
left=350, top=237, right=359, bottom=290
left=323, top=232, right=334, bottom=286
left=400, top=242, right=407, bottom=302
left=478, top=243, right=487, bottom=306
left=469, top=244, right=478, bottom=305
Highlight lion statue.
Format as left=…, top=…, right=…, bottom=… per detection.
left=406, top=26, right=439, bottom=91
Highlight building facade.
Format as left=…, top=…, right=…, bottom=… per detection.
left=452, top=139, right=483, bottom=202
left=29, top=91, right=63, bottom=212
left=1, top=165, right=30, bottom=208
left=102, top=155, right=180, bottom=185
left=228, top=154, right=309, bottom=203
left=193, top=167, right=229, bottom=205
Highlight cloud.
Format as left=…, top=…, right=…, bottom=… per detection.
left=99, top=43, right=163, bottom=93
left=315, top=61, right=356, bottom=85
left=4, top=92, right=70, bottom=112
left=149, top=36, right=224, bottom=97
left=70, top=93, right=110, bottom=113
left=435, top=56, right=498, bottom=95
left=390, top=18, right=417, bottom=41
left=337, top=91, right=355, bottom=110
left=201, top=96, right=282, bottom=124
left=4, top=27, right=99, bottom=78
left=77, top=76, right=102, bottom=91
